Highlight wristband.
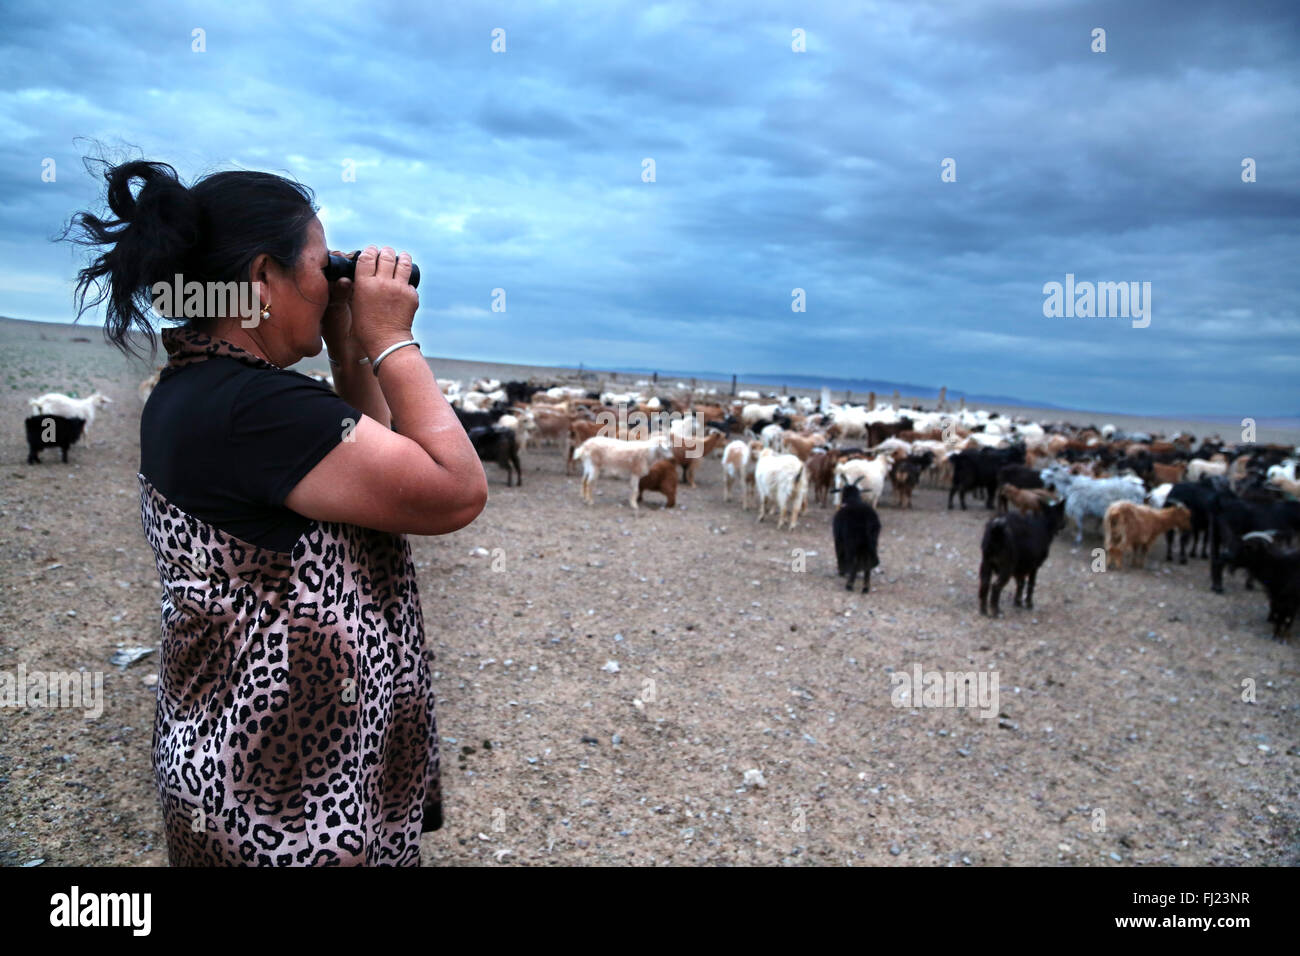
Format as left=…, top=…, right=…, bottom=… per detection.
left=371, top=339, right=420, bottom=375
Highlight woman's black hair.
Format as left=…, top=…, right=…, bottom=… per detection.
left=60, top=150, right=318, bottom=357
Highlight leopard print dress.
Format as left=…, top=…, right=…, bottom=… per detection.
left=140, top=328, right=442, bottom=866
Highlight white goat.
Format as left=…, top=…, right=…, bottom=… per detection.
left=1267, top=460, right=1297, bottom=485
left=833, top=456, right=890, bottom=509
left=496, top=411, right=537, bottom=453
left=742, top=403, right=782, bottom=429
left=574, top=435, right=673, bottom=509
left=722, top=439, right=762, bottom=508
left=759, top=422, right=785, bottom=450
left=28, top=392, right=112, bottom=446
left=1041, top=464, right=1146, bottom=544
left=1186, top=458, right=1228, bottom=482
left=754, top=449, right=809, bottom=530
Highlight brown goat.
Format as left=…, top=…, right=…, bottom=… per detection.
left=890, top=458, right=923, bottom=509
left=781, top=431, right=828, bottom=462
left=806, top=450, right=837, bottom=508
left=672, top=430, right=727, bottom=486
left=1150, top=461, right=1186, bottom=485
left=997, top=483, right=1057, bottom=515
left=1103, top=501, right=1191, bottom=570
left=637, top=459, right=678, bottom=508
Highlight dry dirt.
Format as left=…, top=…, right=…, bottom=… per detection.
left=1, top=316, right=1297, bottom=867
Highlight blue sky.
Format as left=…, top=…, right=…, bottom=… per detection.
left=1, top=0, right=1296, bottom=415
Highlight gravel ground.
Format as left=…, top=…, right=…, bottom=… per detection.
left=1, top=316, right=1296, bottom=867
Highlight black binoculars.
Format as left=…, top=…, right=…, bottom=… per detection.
left=324, top=250, right=421, bottom=288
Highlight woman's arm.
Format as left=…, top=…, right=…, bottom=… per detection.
left=328, top=337, right=391, bottom=429
left=320, top=262, right=391, bottom=427
left=286, top=246, right=488, bottom=535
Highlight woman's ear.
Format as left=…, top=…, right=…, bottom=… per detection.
left=246, top=253, right=271, bottom=294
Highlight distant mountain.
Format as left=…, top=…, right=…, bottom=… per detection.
left=603, top=365, right=1069, bottom=410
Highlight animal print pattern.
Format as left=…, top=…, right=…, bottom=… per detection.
left=138, top=327, right=442, bottom=866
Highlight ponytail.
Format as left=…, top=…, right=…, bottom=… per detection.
left=61, top=149, right=317, bottom=357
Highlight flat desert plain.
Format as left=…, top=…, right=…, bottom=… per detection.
left=0, top=315, right=1296, bottom=866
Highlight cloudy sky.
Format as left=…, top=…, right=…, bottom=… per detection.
left=1, top=0, right=1296, bottom=416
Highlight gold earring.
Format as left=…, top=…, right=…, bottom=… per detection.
left=259, top=302, right=271, bottom=322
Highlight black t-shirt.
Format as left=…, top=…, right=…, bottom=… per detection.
left=140, top=357, right=363, bottom=553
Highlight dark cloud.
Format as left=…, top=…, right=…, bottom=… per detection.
left=0, top=0, right=1296, bottom=415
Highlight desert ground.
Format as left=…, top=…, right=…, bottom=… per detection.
left=0, top=315, right=1296, bottom=867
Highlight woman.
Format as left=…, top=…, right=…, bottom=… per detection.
left=65, top=159, right=488, bottom=865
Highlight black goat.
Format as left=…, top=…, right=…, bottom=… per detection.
left=468, top=426, right=522, bottom=486
left=706, top=414, right=740, bottom=435
left=504, top=380, right=546, bottom=405
left=832, top=483, right=881, bottom=593
left=454, top=404, right=509, bottom=430
left=25, top=414, right=86, bottom=464
left=1163, top=482, right=1214, bottom=563
left=978, top=499, right=1066, bottom=616
left=993, top=464, right=1043, bottom=512
left=1208, top=489, right=1300, bottom=593
left=1231, top=533, right=1300, bottom=640
left=748, top=412, right=794, bottom=436
left=948, top=445, right=1026, bottom=510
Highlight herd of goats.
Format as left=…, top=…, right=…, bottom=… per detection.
left=435, top=376, right=1300, bottom=641
left=19, top=370, right=1300, bottom=642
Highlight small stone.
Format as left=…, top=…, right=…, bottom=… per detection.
left=110, top=647, right=154, bottom=668
left=889, top=845, right=902, bottom=856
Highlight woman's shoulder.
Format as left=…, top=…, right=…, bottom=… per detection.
left=156, top=357, right=334, bottom=404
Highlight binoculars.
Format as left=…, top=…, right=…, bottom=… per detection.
left=324, top=250, right=421, bottom=288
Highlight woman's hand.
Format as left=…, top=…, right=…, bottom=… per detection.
left=321, top=251, right=357, bottom=358
left=321, top=250, right=391, bottom=427
left=349, top=245, right=419, bottom=360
